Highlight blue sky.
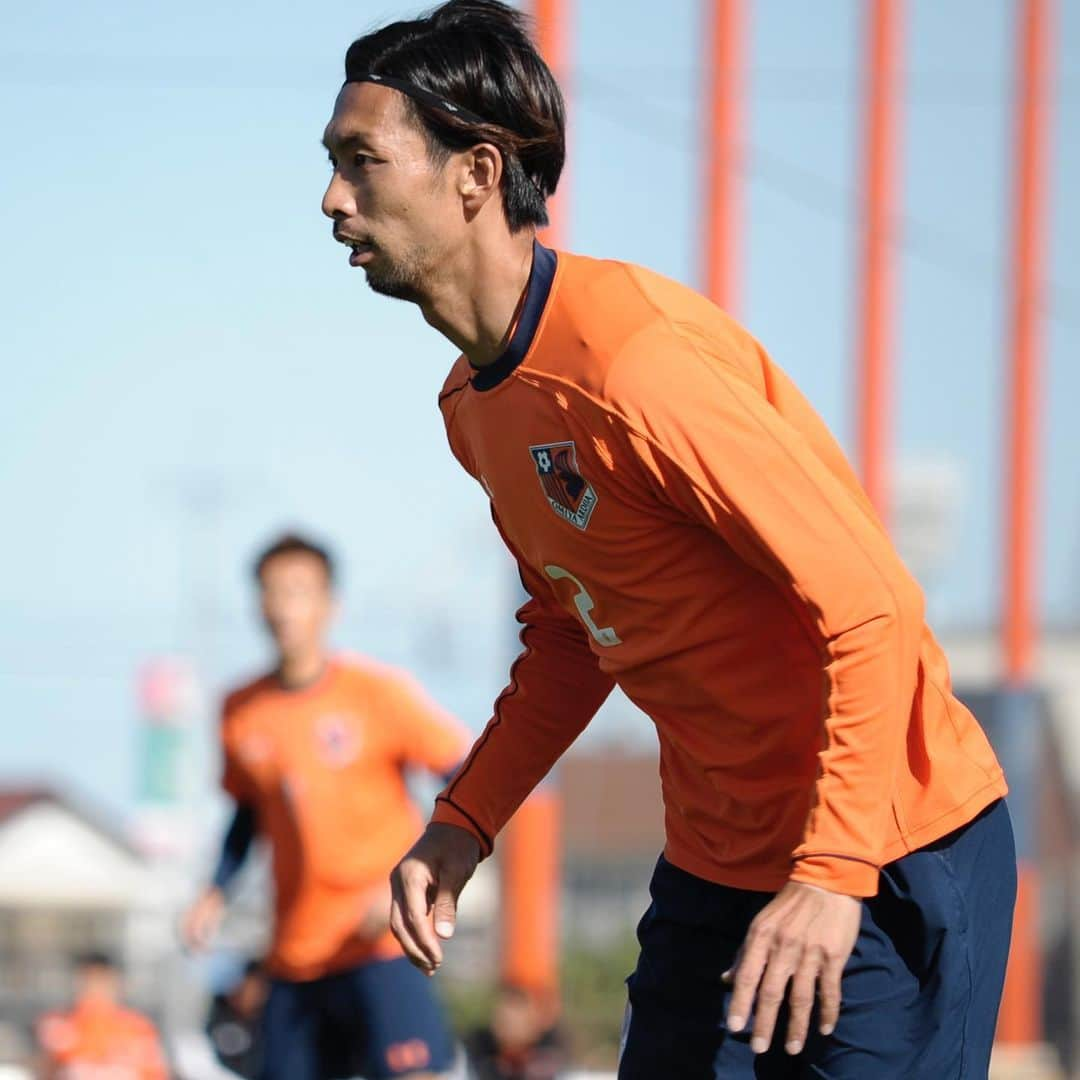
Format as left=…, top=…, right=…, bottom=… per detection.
left=2, top=0, right=1078, bottom=819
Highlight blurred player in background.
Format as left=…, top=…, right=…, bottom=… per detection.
left=182, top=533, right=468, bottom=1080
left=320, top=2, right=1016, bottom=1078
left=463, top=983, right=568, bottom=1080
left=35, top=951, right=168, bottom=1080
left=205, top=959, right=267, bottom=1079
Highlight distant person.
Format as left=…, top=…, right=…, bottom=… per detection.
left=464, top=984, right=567, bottom=1080
left=35, top=951, right=168, bottom=1080
left=205, top=960, right=267, bottom=1079
left=182, top=533, right=468, bottom=1080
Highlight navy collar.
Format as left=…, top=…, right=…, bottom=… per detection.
left=471, top=240, right=557, bottom=392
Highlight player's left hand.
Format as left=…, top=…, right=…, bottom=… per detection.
left=390, top=822, right=481, bottom=974
left=722, top=880, right=861, bottom=1056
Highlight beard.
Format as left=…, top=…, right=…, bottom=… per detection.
left=362, top=243, right=431, bottom=304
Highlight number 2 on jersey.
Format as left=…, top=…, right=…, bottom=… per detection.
left=544, top=564, right=622, bottom=647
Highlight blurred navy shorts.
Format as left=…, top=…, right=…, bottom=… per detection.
left=258, top=955, right=455, bottom=1080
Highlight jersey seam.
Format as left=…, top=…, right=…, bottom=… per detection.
left=929, top=676, right=1002, bottom=786
left=791, top=851, right=878, bottom=868
left=892, top=778, right=1006, bottom=845
left=438, top=380, right=469, bottom=407
left=439, top=378, right=472, bottom=450
left=443, top=620, right=535, bottom=807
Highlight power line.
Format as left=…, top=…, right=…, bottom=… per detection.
left=578, top=74, right=1080, bottom=329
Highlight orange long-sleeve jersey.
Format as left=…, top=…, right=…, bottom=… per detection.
left=222, top=655, right=469, bottom=979
left=431, top=243, right=1006, bottom=898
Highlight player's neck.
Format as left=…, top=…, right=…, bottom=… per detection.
left=419, top=231, right=536, bottom=368
left=276, top=649, right=329, bottom=691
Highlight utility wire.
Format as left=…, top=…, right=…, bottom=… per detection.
left=579, top=73, right=1080, bottom=329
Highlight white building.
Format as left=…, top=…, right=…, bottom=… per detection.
left=0, top=788, right=174, bottom=1040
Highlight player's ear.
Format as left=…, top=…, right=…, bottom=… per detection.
left=460, top=143, right=502, bottom=212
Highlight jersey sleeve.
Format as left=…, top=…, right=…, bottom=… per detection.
left=219, top=696, right=257, bottom=805
left=211, top=803, right=257, bottom=891
left=611, top=331, right=925, bottom=898
left=384, top=671, right=472, bottom=776
left=431, top=509, right=616, bottom=855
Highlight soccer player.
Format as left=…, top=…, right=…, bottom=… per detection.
left=182, top=533, right=468, bottom=1080
left=36, top=951, right=168, bottom=1080
left=463, top=982, right=568, bottom=1080
left=320, top=3, right=1015, bottom=1076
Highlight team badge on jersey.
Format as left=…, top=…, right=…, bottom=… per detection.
left=314, top=713, right=361, bottom=767
left=529, top=441, right=598, bottom=530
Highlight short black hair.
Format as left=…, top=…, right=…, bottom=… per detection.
left=344, top=0, right=565, bottom=233
left=253, top=533, right=336, bottom=585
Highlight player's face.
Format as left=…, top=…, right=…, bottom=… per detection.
left=322, top=83, right=466, bottom=302
left=77, top=964, right=121, bottom=1005
left=258, top=553, right=334, bottom=659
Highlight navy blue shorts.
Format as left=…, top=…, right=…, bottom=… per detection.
left=620, top=799, right=1016, bottom=1079
left=258, top=956, right=456, bottom=1080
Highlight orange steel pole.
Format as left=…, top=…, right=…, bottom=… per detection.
left=855, top=0, right=902, bottom=524
left=534, top=0, right=569, bottom=248
left=499, top=785, right=561, bottom=993
left=703, top=0, right=745, bottom=312
left=1004, top=0, right=1051, bottom=689
left=496, top=0, right=570, bottom=999
left=997, top=0, right=1053, bottom=1049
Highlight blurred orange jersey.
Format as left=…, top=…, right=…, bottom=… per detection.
left=222, top=655, right=468, bottom=980
left=37, top=998, right=167, bottom=1079
left=431, top=243, right=1006, bottom=898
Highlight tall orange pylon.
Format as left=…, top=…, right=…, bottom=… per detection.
left=997, top=0, right=1055, bottom=1050
left=702, top=0, right=746, bottom=313
left=498, top=784, right=562, bottom=994
left=1003, top=0, right=1052, bottom=691
left=855, top=0, right=903, bottom=525
left=496, top=0, right=572, bottom=1001
left=534, top=0, right=570, bottom=250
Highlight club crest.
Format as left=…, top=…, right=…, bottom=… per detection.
left=314, top=713, right=361, bottom=767
left=529, top=441, right=598, bottom=530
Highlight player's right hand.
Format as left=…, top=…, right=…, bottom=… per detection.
left=181, top=887, right=226, bottom=952
left=389, top=822, right=481, bottom=975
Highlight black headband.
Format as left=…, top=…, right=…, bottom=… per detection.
left=345, top=72, right=487, bottom=126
